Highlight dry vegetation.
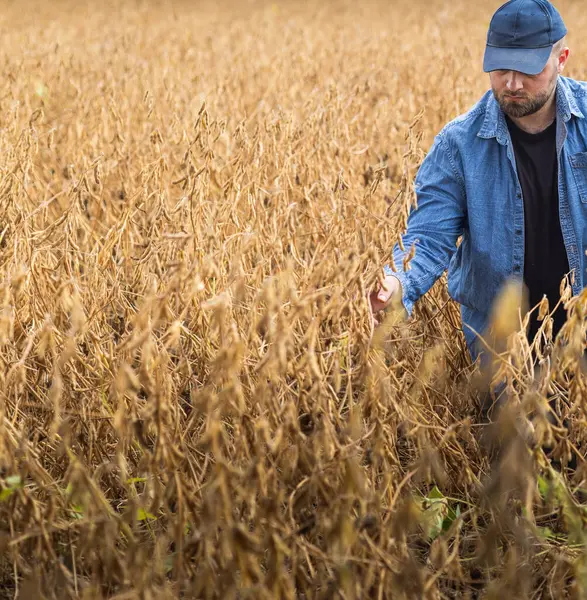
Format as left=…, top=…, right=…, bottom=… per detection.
left=2, top=0, right=587, bottom=597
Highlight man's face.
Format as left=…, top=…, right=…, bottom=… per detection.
left=489, top=54, right=561, bottom=118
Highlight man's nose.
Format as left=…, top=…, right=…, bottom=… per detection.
left=505, top=72, right=524, bottom=92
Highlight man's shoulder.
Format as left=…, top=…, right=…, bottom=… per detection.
left=560, top=75, right=587, bottom=93
left=437, top=90, right=495, bottom=141
left=560, top=75, right=587, bottom=106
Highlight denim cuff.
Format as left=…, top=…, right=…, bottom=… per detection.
left=383, top=264, right=415, bottom=316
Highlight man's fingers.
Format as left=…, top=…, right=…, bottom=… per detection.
left=377, top=287, right=391, bottom=303
left=376, top=276, right=401, bottom=304
left=368, top=276, right=401, bottom=329
left=369, top=291, right=385, bottom=314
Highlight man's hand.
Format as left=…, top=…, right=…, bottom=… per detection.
left=369, top=275, right=402, bottom=327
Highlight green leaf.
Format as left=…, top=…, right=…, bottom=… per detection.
left=137, top=508, right=156, bottom=522
left=416, top=487, right=462, bottom=539
left=427, top=486, right=445, bottom=500
left=5, top=475, right=22, bottom=489
left=536, top=525, right=567, bottom=542
left=537, top=526, right=554, bottom=539
left=0, top=475, right=24, bottom=501
left=0, top=489, right=14, bottom=501
left=127, top=477, right=147, bottom=485
left=442, top=503, right=460, bottom=532
left=538, top=475, right=550, bottom=499
left=420, top=487, right=448, bottom=540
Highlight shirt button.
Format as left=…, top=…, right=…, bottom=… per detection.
left=513, top=265, right=521, bottom=272
left=515, top=228, right=522, bottom=235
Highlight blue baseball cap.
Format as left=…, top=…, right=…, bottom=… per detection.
left=483, top=0, right=567, bottom=76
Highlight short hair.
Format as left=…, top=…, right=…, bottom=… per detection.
left=552, top=36, right=567, bottom=56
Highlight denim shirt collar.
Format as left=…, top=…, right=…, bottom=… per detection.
left=477, top=77, right=584, bottom=145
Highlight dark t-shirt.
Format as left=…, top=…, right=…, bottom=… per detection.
left=505, top=115, right=569, bottom=343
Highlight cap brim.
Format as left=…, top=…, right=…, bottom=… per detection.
left=483, top=44, right=552, bottom=76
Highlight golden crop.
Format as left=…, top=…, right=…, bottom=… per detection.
left=1, top=0, right=587, bottom=598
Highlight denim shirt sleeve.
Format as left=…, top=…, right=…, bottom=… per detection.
left=384, top=132, right=466, bottom=315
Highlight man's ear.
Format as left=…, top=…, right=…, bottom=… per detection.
left=558, top=49, right=570, bottom=73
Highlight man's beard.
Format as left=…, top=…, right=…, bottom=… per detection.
left=492, top=84, right=556, bottom=118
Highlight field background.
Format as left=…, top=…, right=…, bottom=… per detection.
left=1, top=0, right=587, bottom=598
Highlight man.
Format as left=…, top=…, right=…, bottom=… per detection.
left=370, top=0, right=586, bottom=367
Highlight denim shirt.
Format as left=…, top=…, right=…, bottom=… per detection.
left=385, top=76, right=587, bottom=362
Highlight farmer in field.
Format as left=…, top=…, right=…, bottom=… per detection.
left=370, top=0, right=584, bottom=370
